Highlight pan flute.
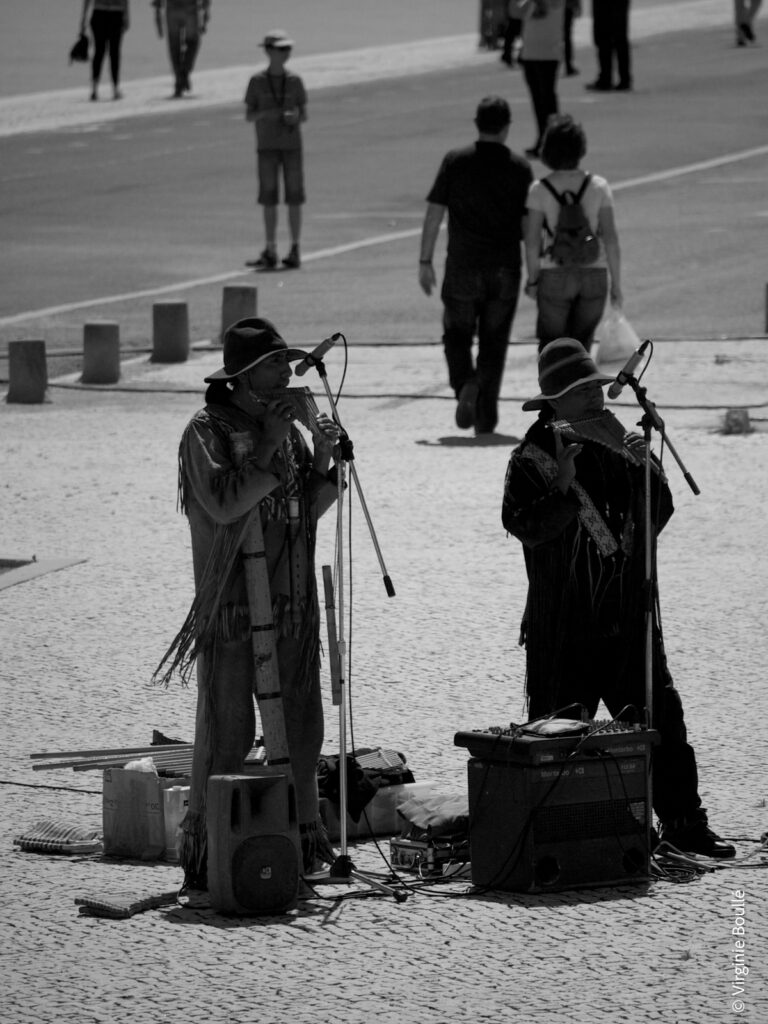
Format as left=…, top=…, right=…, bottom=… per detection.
left=249, top=386, right=322, bottom=438
left=551, top=409, right=644, bottom=465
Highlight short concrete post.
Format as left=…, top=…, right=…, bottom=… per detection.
left=220, top=285, right=257, bottom=343
left=151, top=301, right=189, bottom=363
left=81, top=321, right=120, bottom=384
left=6, top=340, right=48, bottom=403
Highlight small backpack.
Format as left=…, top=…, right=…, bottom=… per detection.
left=540, top=174, right=600, bottom=266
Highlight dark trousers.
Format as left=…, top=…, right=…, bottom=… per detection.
left=521, top=60, right=559, bottom=151
left=527, top=633, right=704, bottom=827
left=564, top=6, right=576, bottom=71
left=441, top=258, right=521, bottom=433
left=166, top=9, right=201, bottom=83
left=592, top=0, right=631, bottom=87
left=90, top=10, right=124, bottom=87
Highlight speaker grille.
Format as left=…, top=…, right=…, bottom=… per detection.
left=533, top=799, right=646, bottom=843
left=231, top=834, right=299, bottom=914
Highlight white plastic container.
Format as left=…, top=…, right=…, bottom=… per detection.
left=162, top=785, right=190, bottom=862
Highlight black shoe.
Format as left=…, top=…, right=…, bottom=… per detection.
left=661, top=820, right=736, bottom=859
left=741, top=22, right=755, bottom=42
left=455, top=380, right=479, bottom=430
left=245, top=248, right=277, bottom=270
left=182, top=72, right=191, bottom=92
left=614, top=81, right=633, bottom=92
left=585, top=80, right=612, bottom=91
left=282, top=244, right=301, bottom=269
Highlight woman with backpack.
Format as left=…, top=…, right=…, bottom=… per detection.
left=523, top=114, right=622, bottom=352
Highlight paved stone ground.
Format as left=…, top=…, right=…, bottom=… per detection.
left=1, top=332, right=767, bottom=1024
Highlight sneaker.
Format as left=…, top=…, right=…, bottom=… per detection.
left=455, top=380, right=479, bottom=430
left=245, top=249, right=277, bottom=270
left=282, top=244, right=301, bottom=269
left=660, top=820, right=736, bottom=859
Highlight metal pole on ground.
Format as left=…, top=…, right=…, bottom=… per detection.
left=81, top=321, right=120, bottom=384
left=6, top=340, right=48, bottom=403
left=220, top=286, right=257, bottom=343
left=151, top=302, right=189, bottom=363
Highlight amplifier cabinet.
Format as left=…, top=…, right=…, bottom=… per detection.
left=207, top=772, right=300, bottom=915
left=465, top=737, right=655, bottom=893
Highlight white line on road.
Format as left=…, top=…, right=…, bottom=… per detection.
left=2, top=143, right=767, bottom=330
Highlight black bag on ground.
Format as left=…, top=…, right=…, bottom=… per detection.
left=69, top=33, right=90, bottom=64
left=541, top=173, right=600, bottom=266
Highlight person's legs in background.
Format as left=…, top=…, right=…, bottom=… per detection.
left=165, top=10, right=185, bottom=96
left=441, top=260, right=481, bottom=429
left=475, top=266, right=520, bottom=434
left=282, top=149, right=306, bottom=269
left=587, top=0, right=613, bottom=89
left=521, top=60, right=559, bottom=156
left=612, top=0, right=632, bottom=89
left=178, top=11, right=201, bottom=91
left=89, top=11, right=108, bottom=100
left=105, top=12, right=124, bottom=98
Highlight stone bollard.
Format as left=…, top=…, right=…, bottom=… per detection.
left=81, top=321, right=120, bottom=384
left=722, top=408, right=753, bottom=435
left=151, top=301, right=189, bottom=363
left=220, top=285, right=257, bottom=343
left=6, top=340, right=48, bottom=403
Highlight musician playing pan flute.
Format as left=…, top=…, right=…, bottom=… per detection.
left=501, top=337, right=734, bottom=859
left=155, top=317, right=341, bottom=888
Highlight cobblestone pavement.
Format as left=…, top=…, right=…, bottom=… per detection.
left=2, top=332, right=767, bottom=1024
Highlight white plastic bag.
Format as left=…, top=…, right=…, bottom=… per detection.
left=595, top=307, right=641, bottom=365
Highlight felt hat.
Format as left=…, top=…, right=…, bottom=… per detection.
left=204, top=317, right=304, bottom=382
left=262, top=29, right=294, bottom=49
left=522, top=337, right=614, bottom=411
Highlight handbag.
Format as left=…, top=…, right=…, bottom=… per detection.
left=69, top=33, right=90, bottom=64
left=595, top=306, right=640, bottom=365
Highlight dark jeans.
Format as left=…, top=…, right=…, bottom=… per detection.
left=527, top=634, right=703, bottom=827
left=166, top=9, right=201, bottom=82
left=536, top=266, right=608, bottom=352
left=441, top=258, right=521, bottom=433
left=90, top=10, right=125, bottom=87
left=521, top=60, right=559, bottom=151
left=592, top=0, right=631, bottom=87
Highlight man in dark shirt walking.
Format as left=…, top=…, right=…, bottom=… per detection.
left=418, top=97, right=532, bottom=435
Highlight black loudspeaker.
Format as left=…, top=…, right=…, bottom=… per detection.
left=207, top=773, right=300, bottom=915
left=462, top=730, right=656, bottom=893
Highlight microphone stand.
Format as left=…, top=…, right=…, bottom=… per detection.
left=619, top=373, right=699, bottom=842
left=302, top=352, right=405, bottom=903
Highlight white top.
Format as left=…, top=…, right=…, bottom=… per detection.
left=526, top=170, right=613, bottom=269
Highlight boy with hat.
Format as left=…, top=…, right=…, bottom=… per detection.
left=500, top=338, right=735, bottom=859
left=244, top=30, right=307, bottom=271
left=155, top=318, right=341, bottom=886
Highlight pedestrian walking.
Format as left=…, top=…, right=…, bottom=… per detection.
left=244, top=30, right=307, bottom=271
left=516, top=0, right=566, bottom=160
left=523, top=114, right=621, bottom=352
left=418, top=96, right=532, bottom=435
left=501, top=337, right=736, bottom=859
left=152, top=0, right=210, bottom=98
left=79, top=0, right=129, bottom=101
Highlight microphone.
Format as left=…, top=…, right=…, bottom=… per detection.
left=294, top=333, right=341, bottom=377
left=607, top=339, right=651, bottom=399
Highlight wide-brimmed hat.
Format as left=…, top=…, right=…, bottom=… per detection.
left=262, top=29, right=294, bottom=49
left=522, top=337, right=614, bottom=411
left=204, top=317, right=304, bottom=382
